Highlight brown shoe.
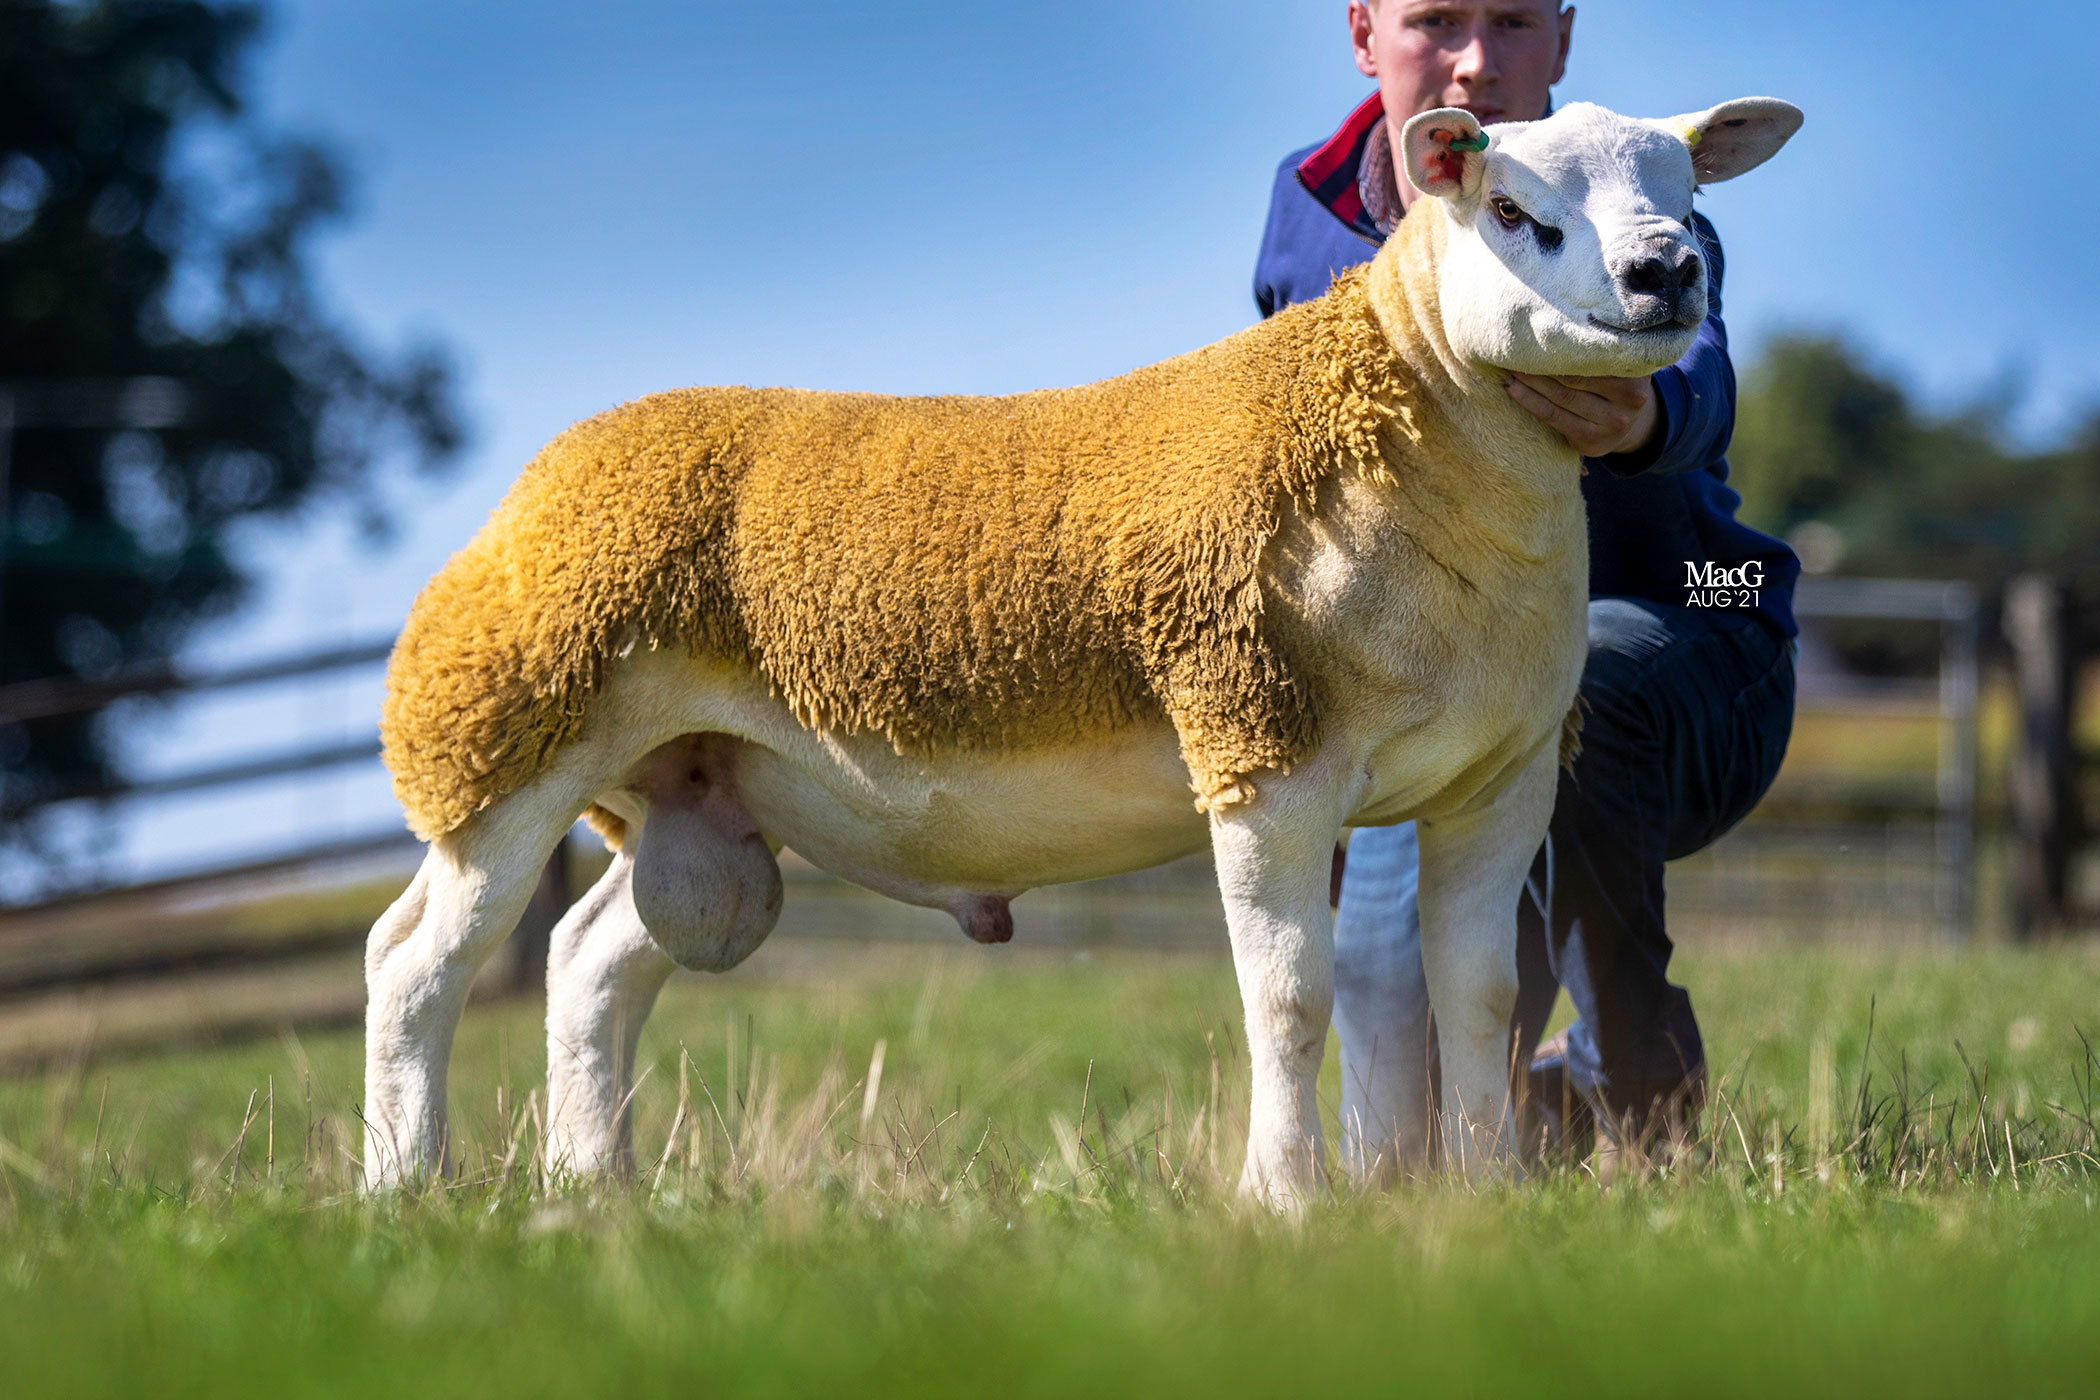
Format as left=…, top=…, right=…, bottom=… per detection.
left=1525, top=1032, right=1709, bottom=1170
left=1593, top=1064, right=1709, bottom=1182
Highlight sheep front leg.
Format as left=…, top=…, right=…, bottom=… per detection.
left=1413, top=739, right=1559, bottom=1177
left=1210, top=783, right=1346, bottom=1209
left=544, top=852, right=677, bottom=1177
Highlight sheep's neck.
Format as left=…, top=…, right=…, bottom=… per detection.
left=1355, top=206, right=1585, bottom=571
left=1366, top=207, right=1570, bottom=470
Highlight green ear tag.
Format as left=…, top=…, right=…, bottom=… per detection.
left=1447, top=132, right=1490, bottom=153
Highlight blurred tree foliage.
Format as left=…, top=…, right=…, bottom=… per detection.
left=1733, top=335, right=2100, bottom=605
left=0, top=1, right=460, bottom=829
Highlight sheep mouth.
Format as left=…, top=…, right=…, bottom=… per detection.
left=1588, top=314, right=1700, bottom=337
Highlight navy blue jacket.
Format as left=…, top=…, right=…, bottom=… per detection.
left=1253, top=103, right=1798, bottom=639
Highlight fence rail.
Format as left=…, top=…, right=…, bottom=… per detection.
left=0, top=573, right=2031, bottom=1063
left=1792, top=575, right=1980, bottom=940
left=0, top=630, right=573, bottom=1026
left=0, top=636, right=399, bottom=844
left=0, top=639, right=395, bottom=727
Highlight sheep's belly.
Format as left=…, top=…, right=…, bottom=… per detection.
left=734, top=720, right=1213, bottom=895
left=728, top=709, right=1547, bottom=902
left=588, top=651, right=1564, bottom=909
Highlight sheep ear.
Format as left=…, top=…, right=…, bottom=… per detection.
left=1401, top=107, right=1489, bottom=200
left=1663, top=98, right=1803, bottom=184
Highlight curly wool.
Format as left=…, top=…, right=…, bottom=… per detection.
left=381, top=254, right=1429, bottom=844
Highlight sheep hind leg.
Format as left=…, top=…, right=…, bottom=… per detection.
left=362, top=793, right=576, bottom=1189
left=544, top=851, right=676, bottom=1177
left=537, top=739, right=784, bottom=1177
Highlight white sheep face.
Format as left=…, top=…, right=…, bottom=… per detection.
left=1402, top=98, right=1802, bottom=378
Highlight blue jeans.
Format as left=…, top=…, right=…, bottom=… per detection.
left=1333, top=597, right=1795, bottom=1147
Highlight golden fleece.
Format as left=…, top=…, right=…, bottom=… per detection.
left=380, top=209, right=1485, bottom=845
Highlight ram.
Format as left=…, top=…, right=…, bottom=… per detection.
left=362, top=98, right=1800, bottom=1202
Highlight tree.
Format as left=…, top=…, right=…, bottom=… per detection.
left=1733, top=334, right=2100, bottom=602
left=0, top=0, right=461, bottom=835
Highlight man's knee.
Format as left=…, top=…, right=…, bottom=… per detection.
left=1576, top=598, right=1774, bottom=746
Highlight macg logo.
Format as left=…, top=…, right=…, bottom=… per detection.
left=1685, top=560, right=1763, bottom=607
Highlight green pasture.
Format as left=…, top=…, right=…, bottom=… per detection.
left=1, top=936, right=2097, bottom=1396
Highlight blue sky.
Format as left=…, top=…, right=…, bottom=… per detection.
left=235, top=0, right=2100, bottom=644
left=79, top=0, right=2100, bottom=880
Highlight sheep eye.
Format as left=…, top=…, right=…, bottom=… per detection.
left=1489, top=196, right=1526, bottom=230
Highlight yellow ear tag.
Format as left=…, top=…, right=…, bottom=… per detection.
left=1682, top=125, right=1703, bottom=145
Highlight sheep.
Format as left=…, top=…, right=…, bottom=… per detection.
left=362, top=97, right=1801, bottom=1202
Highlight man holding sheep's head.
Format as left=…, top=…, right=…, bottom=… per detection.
left=1257, top=0, right=1800, bottom=1163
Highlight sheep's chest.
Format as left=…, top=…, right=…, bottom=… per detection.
left=1284, top=467, right=1589, bottom=826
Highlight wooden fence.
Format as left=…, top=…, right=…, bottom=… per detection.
left=0, top=639, right=566, bottom=1022
left=0, top=572, right=2086, bottom=1064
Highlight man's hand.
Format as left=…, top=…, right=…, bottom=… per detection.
left=1507, top=372, right=1661, bottom=458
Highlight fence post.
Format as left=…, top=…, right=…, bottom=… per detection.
left=506, top=836, right=571, bottom=993
left=1938, top=582, right=1981, bottom=941
left=2004, top=574, right=2076, bottom=940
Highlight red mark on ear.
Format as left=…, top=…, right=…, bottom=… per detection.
left=1423, top=130, right=1469, bottom=189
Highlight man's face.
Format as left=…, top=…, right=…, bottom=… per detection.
left=1350, top=0, right=1573, bottom=127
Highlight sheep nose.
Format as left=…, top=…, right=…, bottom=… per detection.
left=1625, top=244, right=1702, bottom=294
left=1615, top=243, right=1703, bottom=325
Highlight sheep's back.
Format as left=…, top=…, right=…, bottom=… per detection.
left=382, top=277, right=1398, bottom=840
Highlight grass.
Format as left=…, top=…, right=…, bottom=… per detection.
left=1, top=935, right=2098, bottom=1396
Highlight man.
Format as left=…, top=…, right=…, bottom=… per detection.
left=1256, top=0, right=1797, bottom=1158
